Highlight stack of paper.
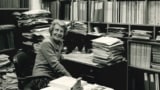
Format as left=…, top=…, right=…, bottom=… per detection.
left=0, top=54, right=18, bottom=90
left=41, top=76, right=114, bottom=90
left=107, top=27, right=128, bottom=37
left=131, top=30, right=152, bottom=39
left=91, top=36, right=124, bottom=65
left=48, top=76, right=87, bottom=90
left=0, top=54, right=13, bottom=72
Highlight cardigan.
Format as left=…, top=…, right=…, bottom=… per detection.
left=32, top=38, right=70, bottom=79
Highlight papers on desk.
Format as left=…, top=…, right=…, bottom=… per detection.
left=62, top=53, right=99, bottom=67
left=48, top=76, right=87, bottom=90
left=41, top=76, right=114, bottom=90
left=91, top=36, right=124, bottom=65
left=83, top=84, right=114, bottom=90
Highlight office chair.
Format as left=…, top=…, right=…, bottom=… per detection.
left=13, top=49, right=35, bottom=89
left=13, top=49, right=53, bottom=90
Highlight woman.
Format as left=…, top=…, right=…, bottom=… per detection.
left=24, top=19, right=71, bottom=90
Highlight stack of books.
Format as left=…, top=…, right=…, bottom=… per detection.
left=131, top=30, right=152, bottom=40
left=91, top=36, right=124, bottom=66
left=151, top=45, right=160, bottom=70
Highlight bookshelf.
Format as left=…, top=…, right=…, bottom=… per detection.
left=0, top=0, right=30, bottom=54
left=0, top=25, right=16, bottom=53
left=0, top=0, right=29, bottom=9
left=43, top=0, right=160, bottom=90
left=0, top=0, right=29, bottom=24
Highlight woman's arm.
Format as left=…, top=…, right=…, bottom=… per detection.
left=40, top=41, right=71, bottom=76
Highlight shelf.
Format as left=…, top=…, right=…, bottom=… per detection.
left=129, top=65, right=160, bottom=73
left=0, top=8, right=29, bottom=11
left=128, top=39, right=160, bottom=45
left=0, top=48, right=15, bottom=54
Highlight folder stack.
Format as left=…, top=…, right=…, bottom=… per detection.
left=91, top=36, right=124, bottom=66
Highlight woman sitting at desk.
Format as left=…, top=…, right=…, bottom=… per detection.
left=24, top=19, right=71, bottom=90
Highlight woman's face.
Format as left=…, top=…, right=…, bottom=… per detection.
left=51, top=24, right=64, bottom=41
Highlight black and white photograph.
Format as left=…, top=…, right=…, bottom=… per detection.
left=0, top=0, right=160, bottom=90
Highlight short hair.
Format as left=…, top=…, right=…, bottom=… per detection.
left=49, top=19, right=67, bottom=36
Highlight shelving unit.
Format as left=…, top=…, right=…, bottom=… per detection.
left=0, top=0, right=30, bottom=53
left=43, top=0, right=160, bottom=90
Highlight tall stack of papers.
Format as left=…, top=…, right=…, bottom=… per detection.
left=91, top=36, right=124, bottom=65
left=0, top=54, right=18, bottom=90
left=0, top=54, right=12, bottom=72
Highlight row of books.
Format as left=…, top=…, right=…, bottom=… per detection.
left=0, top=25, right=15, bottom=51
left=45, top=0, right=160, bottom=25
left=0, top=0, right=28, bottom=8
left=144, top=72, right=159, bottom=90
left=129, top=43, right=151, bottom=69
left=0, top=31, right=15, bottom=50
left=130, top=42, right=160, bottom=70
left=42, top=0, right=87, bottom=21
left=90, top=0, right=146, bottom=24
left=71, top=1, right=87, bottom=21
left=91, top=0, right=160, bottom=24
left=148, top=1, right=160, bottom=25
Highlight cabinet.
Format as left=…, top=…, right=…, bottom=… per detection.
left=43, top=0, right=160, bottom=90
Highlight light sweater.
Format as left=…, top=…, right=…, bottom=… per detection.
left=32, top=38, right=70, bottom=79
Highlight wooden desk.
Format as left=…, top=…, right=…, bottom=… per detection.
left=61, top=52, right=127, bottom=90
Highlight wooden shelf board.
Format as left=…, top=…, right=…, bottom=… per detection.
left=0, top=8, right=29, bottom=10
left=129, top=65, right=160, bottom=73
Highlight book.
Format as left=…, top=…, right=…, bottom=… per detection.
left=144, top=72, right=149, bottom=90
left=155, top=73, right=159, bottom=90
left=48, top=76, right=87, bottom=90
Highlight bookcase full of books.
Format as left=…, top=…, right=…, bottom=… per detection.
left=42, top=0, right=160, bottom=90
left=0, top=0, right=30, bottom=53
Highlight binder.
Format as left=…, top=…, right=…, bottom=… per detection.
left=149, top=73, right=156, bottom=90
left=144, top=72, right=149, bottom=90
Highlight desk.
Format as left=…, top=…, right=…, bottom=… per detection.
left=62, top=53, right=102, bottom=68
left=61, top=52, right=127, bottom=90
